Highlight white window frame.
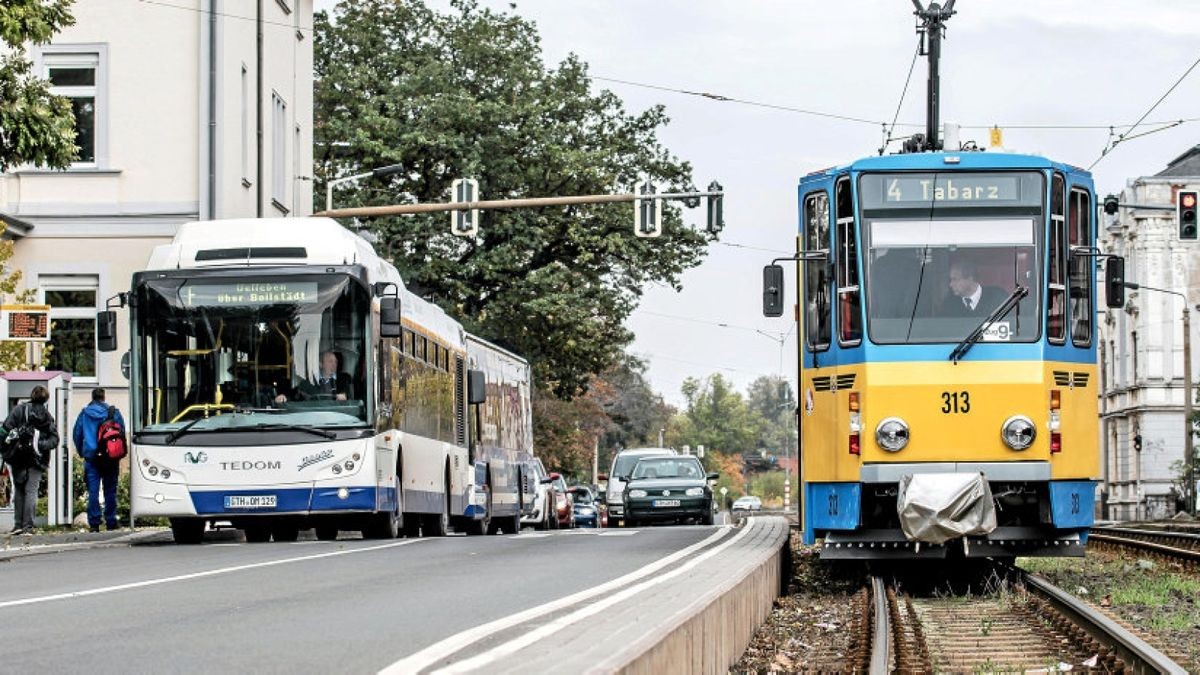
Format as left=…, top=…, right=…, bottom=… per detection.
left=33, top=44, right=109, bottom=170
left=39, top=275, right=100, bottom=383
left=271, top=91, right=288, bottom=213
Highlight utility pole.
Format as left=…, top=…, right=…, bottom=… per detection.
left=911, top=0, right=956, bottom=152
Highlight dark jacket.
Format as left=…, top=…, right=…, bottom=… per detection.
left=951, top=285, right=1009, bottom=317
left=73, top=401, right=126, bottom=461
left=2, top=401, right=58, bottom=470
left=293, top=372, right=353, bottom=400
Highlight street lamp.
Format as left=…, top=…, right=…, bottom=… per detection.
left=325, top=163, right=405, bottom=213
left=1124, top=281, right=1196, bottom=515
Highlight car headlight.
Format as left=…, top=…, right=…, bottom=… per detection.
left=685, top=487, right=704, bottom=497
left=1002, top=415, right=1036, bottom=450
left=875, top=417, right=910, bottom=452
left=628, top=489, right=647, bottom=498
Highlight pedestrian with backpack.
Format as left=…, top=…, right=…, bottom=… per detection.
left=72, top=388, right=126, bottom=532
left=1, top=386, right=59, bottom=535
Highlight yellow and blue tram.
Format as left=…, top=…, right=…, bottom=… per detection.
left=765, top=151, right=1120, bottom=559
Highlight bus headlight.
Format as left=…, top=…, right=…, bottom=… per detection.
left=875, top=417, right=909, bottom=452
left=1002, top=415, right=1036, bottom=450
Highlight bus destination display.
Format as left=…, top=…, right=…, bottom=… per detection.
left=179, top=282, right=320, bottom=307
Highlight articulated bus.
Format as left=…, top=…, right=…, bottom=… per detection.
left=763, top=152, right=1125, bottom=560
left=99, top=217, right=534, bottom=543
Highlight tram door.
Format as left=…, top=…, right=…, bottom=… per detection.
left=800, top=180, right=836, bottom=529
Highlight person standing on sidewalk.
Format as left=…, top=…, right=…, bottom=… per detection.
left=2, top=386, right=59, bottom=535
left=72, top=388, right=125, bottom=532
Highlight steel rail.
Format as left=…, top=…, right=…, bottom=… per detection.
left=868, top=576, right=890, bottom=675
left=1093, top=526, right=1200, bottom=543
left=1021, top=570, right=1187, bottom=675
left=1088, top=532, right=1200, bottom=563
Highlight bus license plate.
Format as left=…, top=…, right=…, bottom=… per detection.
left=653, top=499, right=680, bottom=508
left=225, top=495, right=276, bottom=509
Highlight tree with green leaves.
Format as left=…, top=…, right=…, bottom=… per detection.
left=674, top=374, right=762, bottom=456
left=0, top=0, right=77, bottom=172
left=314, top=0, right=709, bottom=397
left=746, top=375, right=796, bottom=460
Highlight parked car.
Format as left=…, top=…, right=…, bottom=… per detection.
left=521, top=458, right=556, bottom=530
left=604, top=447, right=677, bottom=526
left=622, top=455, right=717, bottom=527
left=568, top=486, right=602, bottom=528
left=732, top=496, right=763, bottom=512
left=550, top=472, right=574, bottom=529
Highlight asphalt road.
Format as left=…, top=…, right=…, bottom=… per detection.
left=0, top=525, right=728, bottom=673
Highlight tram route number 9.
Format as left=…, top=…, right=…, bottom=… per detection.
left=940, top=391, right=971, bottom=414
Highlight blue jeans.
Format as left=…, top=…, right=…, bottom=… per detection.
left=85, top=459, right=119, bottom=528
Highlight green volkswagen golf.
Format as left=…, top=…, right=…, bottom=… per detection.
left=621, top=456, right=718, bottom=527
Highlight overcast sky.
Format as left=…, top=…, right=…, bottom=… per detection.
left=315, top=0, right=1200, bottom=406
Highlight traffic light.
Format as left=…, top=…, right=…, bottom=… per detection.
left=706, top=180, right=724, bottom=235
left=634, top=177, right=661, bottom=238
left=450, top=178, right=480, bottom=236
left=1102, top=194, right=1119, bottom=216
left=1133, top=433, right=1143, bottom=453
left=1179, top=190, right=1198, bottom=240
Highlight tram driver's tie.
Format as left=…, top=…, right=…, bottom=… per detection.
left=964, top=297, right=973, bottom=312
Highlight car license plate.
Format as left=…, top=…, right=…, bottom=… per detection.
left=653, top=499, right=681, bottom=508
left=225, top=495, right=276, bottom=509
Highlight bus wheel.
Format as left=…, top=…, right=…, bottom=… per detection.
left=502, top=513, right=522, bottom=535
left=272, top=525, right=300, bottom=542
left=424, top=492, right=450, bottom=537
left=363, top=510, right=399, bottom=539
left=244, top=524, right=271, bottom=543
left=315, top=525, right=339, bottom=541
left=169, top=518, right=205, bottom=545
left=402, top=514, right=421, bottom=538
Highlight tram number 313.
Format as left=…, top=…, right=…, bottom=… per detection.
left=940, top=391, right=971, bottom=414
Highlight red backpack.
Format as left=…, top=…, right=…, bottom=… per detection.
left=96, top=406, right=128, bottom=461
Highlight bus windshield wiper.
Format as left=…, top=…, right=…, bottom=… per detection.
left=254, top=423, right=337, bottom=439
left=166, top=417, right=206, bottom=445
left=949, top=285, right=1029, bottom=364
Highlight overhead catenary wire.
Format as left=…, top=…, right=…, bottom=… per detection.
left=1089, top=47, right=1200, bottom=169
left=634, top=309, right=793, bottom=339
left=137, top=0, right=313, bottom=33
left=879, top=35, right=924, bottom=155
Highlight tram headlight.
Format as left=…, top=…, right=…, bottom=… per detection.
left=874, top=417, right=909, bottom=452
left=1001, top=415, right=1037, bottom=450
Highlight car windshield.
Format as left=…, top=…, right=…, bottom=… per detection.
left=858, top=171, right=1044, bottom=344
left=631, top=458, right=704, bottom=480
left=570, top=488, right=594, bottom=502
left=133, top=274, right=370, bottom=433
left=613, top=452, right=670, bottom=477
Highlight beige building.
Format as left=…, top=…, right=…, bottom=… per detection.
left=0, top=0, right=314, bottom=430
left=1098, top=145, right=1200, bottom=520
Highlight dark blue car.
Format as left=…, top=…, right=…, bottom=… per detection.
left=568, top=486, right=601, bottom=528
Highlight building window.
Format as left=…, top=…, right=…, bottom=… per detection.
left=42, top=276, right=99, bottom=379
left=272, top=92, right=288, bottom=211
left=43, top=52, right=100, bottom=166
left=241, top=63, right=250, bottom=187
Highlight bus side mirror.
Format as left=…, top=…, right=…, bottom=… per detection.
left=97, top=310, right=118, bottom=352
left=468, top=369, right=486, bottom=405
left=763, top=264, right=785, bottom=317
left=379, top=297, right=401, bottom=338
left=1105, top=256, right=1125, bottom=309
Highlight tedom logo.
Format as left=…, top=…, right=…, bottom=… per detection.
left=184, top=451, right=208, bottom=464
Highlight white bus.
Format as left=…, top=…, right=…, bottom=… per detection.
left=98, top=217, right=535, bottom=543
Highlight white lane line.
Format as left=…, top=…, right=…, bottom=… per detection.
left=383, top=526, right=732, bottom=674
left=597, top=531, right=637, bottom=537
left=437, top=520, right=757, bottom=673
left=0, top=538, right=429, bottom=610
left=512, top=533, right=552, bottom=539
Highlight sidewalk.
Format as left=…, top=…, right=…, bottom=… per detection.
left=0, top=526, right=171, bottom=561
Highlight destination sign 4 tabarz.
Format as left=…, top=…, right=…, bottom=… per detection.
left=885, top=175, right=1021, bottom=203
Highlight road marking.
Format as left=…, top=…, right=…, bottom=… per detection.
left=382, top=526, right=731, bottom=674
left=437, top=521, right=757, bottom=673
left=0, top=538, right=429, bottom=610
left=597, top=531, right=637, bottom=537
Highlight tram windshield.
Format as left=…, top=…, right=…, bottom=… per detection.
left=133, top=274, right=370, bottom=433
left=859, top=172, right=1044, bottom=344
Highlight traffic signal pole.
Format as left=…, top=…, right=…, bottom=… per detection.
left=911, top=0, right=956, bottom=152
left=314, top=190, right=723, bottom=220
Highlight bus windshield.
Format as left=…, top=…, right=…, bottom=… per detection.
left=134, top=274, right=370, bottom=433
left=858, top=171, right=1044, bottom=345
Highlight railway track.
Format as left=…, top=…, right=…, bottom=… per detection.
left=1089, top=527, right=1200, bottom=568
left=862, top=568, right=1187, bottom=674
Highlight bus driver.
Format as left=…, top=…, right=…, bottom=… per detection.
left=275, top=350, right=352, bottom=403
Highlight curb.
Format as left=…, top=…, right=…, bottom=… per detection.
left=598, top=516, right=790, bottom=674
left=0, top=528, right=169, bottom=562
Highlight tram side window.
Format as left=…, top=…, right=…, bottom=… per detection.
left=834, top=178, right=861, bottom=345
left=1068, top=187, right=1093, bottom=346
left=1047, top=175, right=1067, bottom=344
left=804, top=191, right=832, bottom=351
